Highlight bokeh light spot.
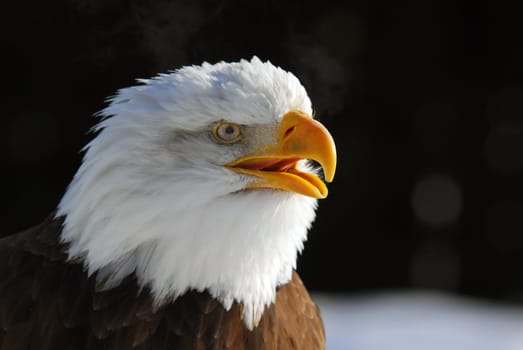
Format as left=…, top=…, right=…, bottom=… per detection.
left=411, top=174, right=463, bottom=228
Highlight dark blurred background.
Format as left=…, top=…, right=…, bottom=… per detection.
left=2, top=0, right=523, bottom=303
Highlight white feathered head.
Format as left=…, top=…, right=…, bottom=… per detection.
left=57, top=57, right=336, bottom=328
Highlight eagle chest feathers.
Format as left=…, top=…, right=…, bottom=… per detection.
left=1, top=57, right=336, bottom=349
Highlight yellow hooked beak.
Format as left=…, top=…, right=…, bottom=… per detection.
left=226, top=110, right=337, bottom=198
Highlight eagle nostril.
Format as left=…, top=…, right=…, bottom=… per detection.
left=283, top=126, right=296, bottom=140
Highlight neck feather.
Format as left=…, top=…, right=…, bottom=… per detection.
left=57, top=164, right=317, bottom=328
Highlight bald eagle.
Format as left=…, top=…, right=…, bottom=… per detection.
left=0, top=57, right=336, bottom=349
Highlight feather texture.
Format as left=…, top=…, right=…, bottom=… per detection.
left=2, top=58, right=330, bottom=349
left=0, top=215, right=325, bottom=349
left=56, top=57, right=319, bottom=327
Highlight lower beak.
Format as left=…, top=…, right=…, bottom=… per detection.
left=226, top=110, right=337, bottom=198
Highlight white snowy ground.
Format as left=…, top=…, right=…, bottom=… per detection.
left=314, top=292, right=523, bottom=350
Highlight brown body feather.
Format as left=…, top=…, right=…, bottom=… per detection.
left=0, top=215, right=325, bottom=349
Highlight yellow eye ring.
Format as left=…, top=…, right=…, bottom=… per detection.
left=212, top=122, right=243, bottom=143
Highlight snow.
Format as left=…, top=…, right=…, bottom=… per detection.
left=314, top=292, right=523, bottom=350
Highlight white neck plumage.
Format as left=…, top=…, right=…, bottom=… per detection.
left=57, top=158, right=317, bottom=328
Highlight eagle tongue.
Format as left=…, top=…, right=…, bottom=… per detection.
left=236, top=158, right=300, bottom=172
left=262, top=158, right=299, bottom=172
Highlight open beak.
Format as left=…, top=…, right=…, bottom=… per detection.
left=226, top=110, right=337, bottom=198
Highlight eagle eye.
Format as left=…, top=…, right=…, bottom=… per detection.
left=212, top=121, right=243, bottom=144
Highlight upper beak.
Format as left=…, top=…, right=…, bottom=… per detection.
left=226, top=110, right=337, bottom=198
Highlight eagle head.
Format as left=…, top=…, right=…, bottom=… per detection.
left=57, top=57, right=336, bottom=328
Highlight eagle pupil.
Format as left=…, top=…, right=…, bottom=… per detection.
left=225, top=126, right=234, bottom=135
